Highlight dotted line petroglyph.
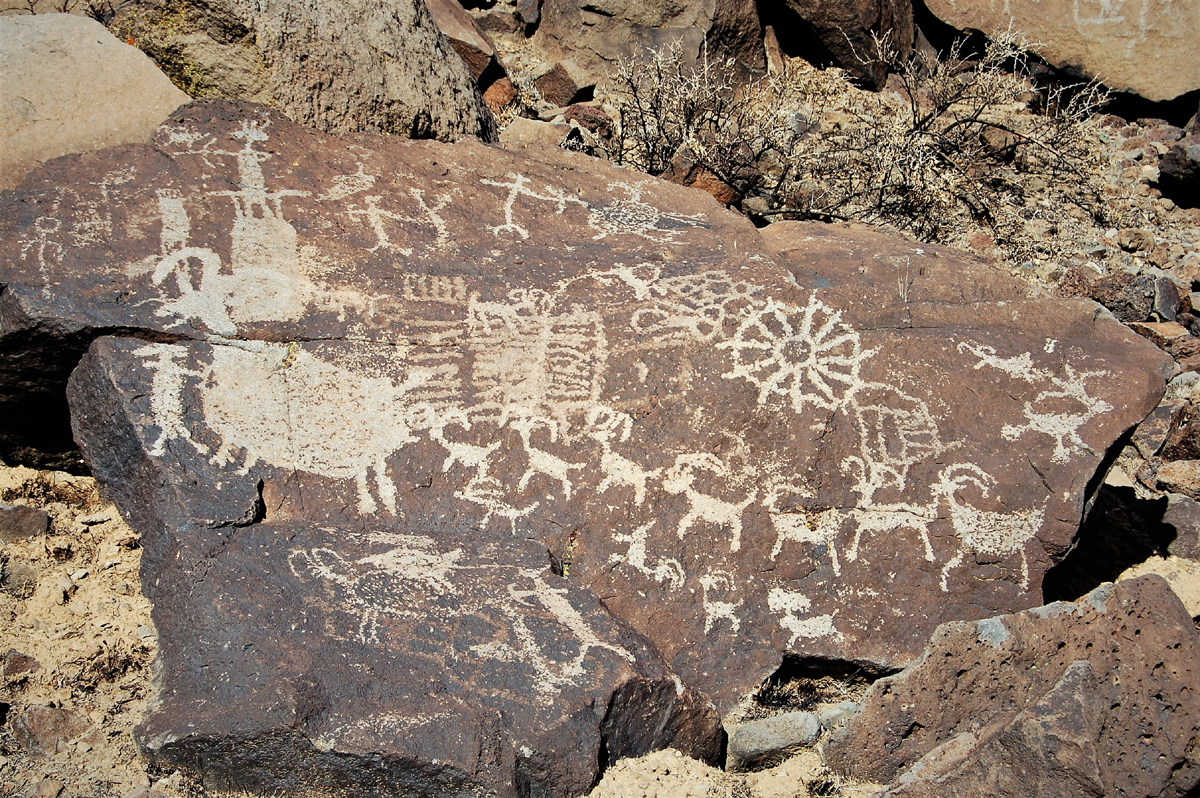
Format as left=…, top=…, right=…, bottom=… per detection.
left=587, top=182, right=707, bottom=242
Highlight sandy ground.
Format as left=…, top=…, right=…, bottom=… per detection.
left=0, top=462, right=192, bottom=798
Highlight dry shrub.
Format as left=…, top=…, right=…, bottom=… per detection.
left=608, top=30, right=1109, bottom=264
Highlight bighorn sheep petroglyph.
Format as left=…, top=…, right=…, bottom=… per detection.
left=932, top=463, right=1044, bottom=592
left=662, top=453, right=756, bottom=553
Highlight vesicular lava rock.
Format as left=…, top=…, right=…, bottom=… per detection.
left=824, top=575, right=1200, bottom=798
left=0, top=100, right=1174, bottom=792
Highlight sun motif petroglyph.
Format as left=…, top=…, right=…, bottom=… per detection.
left=289, top=533, right=634, bottom=697
left=718, top=295, right=873, bottom=415
left=959, top=342, right=1112, bottom=464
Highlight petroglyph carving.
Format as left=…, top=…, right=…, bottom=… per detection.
left=767, top=588, right=842, bottom=645
left=719, top=295, right=874, bottom=415
left=143, top=341, right=448, bottom=515
left=288, top=534, right=463, bottom=643
left=590, top=408, right=661, bottom=508
left=346, top=189, right=456, bottom=255
left=403, top=274, right=468, bottom=303
left=468, top=289, right=606, bottom=435
left=133, top=120, right=311, bottom=336
left=608, top=522, right=685, bottom=589
left=770, top=510, right=843, bottom=575
left=289, top=533, right=634, bottom=697
left=698, top=570, right=743, bottom=634
left=320, top=163, right=377, bottom=202
left=933, top=464, right=1045, bottom=591
left=481, top=173, right=589, bottom=239
left=959, top=342, right=1112, bottom=463
left=587, top=182, right=707, bottom=242
left=662, top=454, right=756, bottom=553
left=473, top=573, right=636, bottom=696
left=512, top=417, right=587, bottom=500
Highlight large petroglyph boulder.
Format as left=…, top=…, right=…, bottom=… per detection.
left=923, top=0, right=1200, bottom=102
left=532, top=0, right=765, bottom=87
left=0, top=100, right=1173, bottom=790
left=824, top=575, right=1200, bottom=797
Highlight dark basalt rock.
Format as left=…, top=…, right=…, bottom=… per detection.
left=824, top=576, right=1200, bottom=798
left=121, top=518, right=719, bottom=798
left=0, top=100, right=1174, bottom=793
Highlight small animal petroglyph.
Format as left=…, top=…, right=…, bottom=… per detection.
left=287, top=534, right=463, bottom=644
left=608, top=522, right=685, bottom=589
left=767, top=588, right=842, bottom=646
left=770, top=510, right=844, bottom=575
left=698, top=570, right=743, bottom=634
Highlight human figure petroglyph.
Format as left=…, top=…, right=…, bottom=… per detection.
left=662, top=454, right=756, bottom=553
left=608, top=522, right=686, bottom=589
left=481, top=173, right=589, bottom=239
left=346, top=189, right=456, bottom=255
left=136, top=120, right=311, bottom=336
left=959, top=342, right=1112, bottom=464
left=698, top=570, right=743, bottom=634
left=933, top=464, right=1044, bottom=591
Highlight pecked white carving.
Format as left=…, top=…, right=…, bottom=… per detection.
left=68, top=113, right=1127, bottom=658
left=288, top=532, right=634, bottom=697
